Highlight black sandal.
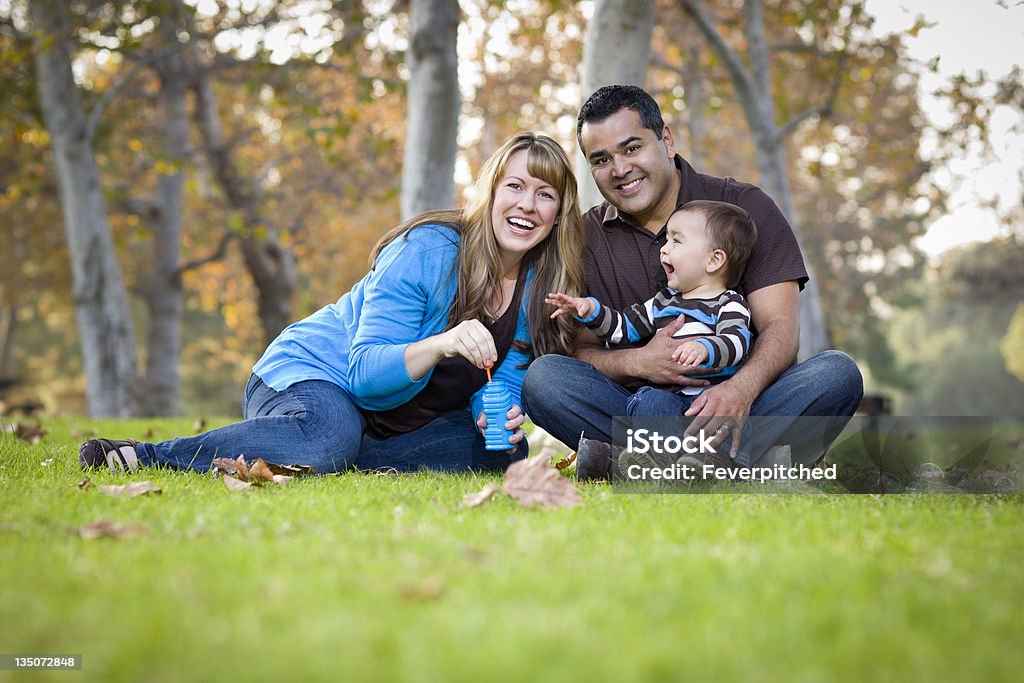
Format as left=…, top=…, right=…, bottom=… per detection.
left=79, top=438, right=141, bottom=472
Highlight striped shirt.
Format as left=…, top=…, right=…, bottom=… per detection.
left=578, top=289, right=752, bottom=395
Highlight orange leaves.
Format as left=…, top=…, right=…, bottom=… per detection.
left=463, top=452, right=582, bottom=510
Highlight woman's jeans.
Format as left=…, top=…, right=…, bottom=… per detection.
left=135, top=375, right=527, bottom=474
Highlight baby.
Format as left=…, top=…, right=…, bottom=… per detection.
left=547, top=199, right=757, bottom=396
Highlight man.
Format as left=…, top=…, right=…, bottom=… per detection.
left=521, top=85, right=863, bottom=476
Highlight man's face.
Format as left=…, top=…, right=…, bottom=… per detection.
left=579, top=108, right=678, bottom=229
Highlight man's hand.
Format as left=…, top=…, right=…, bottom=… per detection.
left=630, top=316, right=714, bottom=387
left=683, top=379, right=756, bottom=460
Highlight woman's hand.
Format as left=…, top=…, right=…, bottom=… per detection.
left=476, top=404, right=527, bottom=452
left=437, top=320, right=497, bottom=368
left=545, top=292, right=594, bottom=320
left=405, top=320, right=496, bottom=379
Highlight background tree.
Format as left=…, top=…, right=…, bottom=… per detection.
left=576, top=0, right=655, bottom=211
left=677, top=0, right=834, bottom=358
left=400, top=0, right=460, bottom=219
left=29, top=0, right=139, bottom=417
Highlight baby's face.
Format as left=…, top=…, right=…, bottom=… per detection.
left=660, top=211, right=714, bottom=294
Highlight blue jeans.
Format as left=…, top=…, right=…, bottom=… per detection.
left=136, top=375, right=527, bottom=474
left=521, top=350, right=863, bottom=466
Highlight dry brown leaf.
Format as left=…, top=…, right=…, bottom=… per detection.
left=398, top=576, right=445, bottom=602
left=76, top=478, right=94, bottom=490
left=503, top=453, right=582, bottom=509
left=212, top=457, right=240, bottom=475
left=99, top=481, right=163, bottom=498
left=271, top=474, right=293, bottom=486
left=554, top=451, right=577, bottom=471
left=234, top=454, right=249, bottom=480
left=12, top=421, right=47, bottom=444
left=261, top=460, right=315, bottom=476
left=462, top=483, right=502, bottom=508
left=222, top=474, right=254, bottom=491
left=142, top=427, right=156, bottom=440
left=248, top=458, right=276, bottom=482
left=79, top=520, right=149, bottom=539
left=193, top=417, right=208, bottom=433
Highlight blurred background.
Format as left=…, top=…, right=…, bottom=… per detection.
left=1, top=0, right=1022, bottom=418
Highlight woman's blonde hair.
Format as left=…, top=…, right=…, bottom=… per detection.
left=370, top=132, right=584, bottom=359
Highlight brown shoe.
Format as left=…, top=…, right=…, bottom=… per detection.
left=575, top=436, right=622, bottom=482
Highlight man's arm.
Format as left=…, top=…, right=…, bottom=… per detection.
left=683, top=281, right=801, bottom=456
left=574, top=316, right=712, bottom=388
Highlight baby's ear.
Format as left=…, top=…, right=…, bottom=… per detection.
left=706, top=248, right=728, bottom=274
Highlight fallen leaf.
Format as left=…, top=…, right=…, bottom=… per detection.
left=554, top=452, right=577, bottom=471
left=99, top=481, right=162, bottom=498
left=193, top=417, right=208, bottom=433
left=234, top=454, right=249, bottom=480
left=79, top=520, right=149, bottom=539
left=142, top=427, right=156, bottom=440
left=399, top=575, right=445, bottom=602
left=222, top=474, right=254, bottom=491
left=261, top=460, right=315, bottom=476
left=271, top=474, right=293, bottom=486
left=12, top=421, right=47, bottom=444
left=248, top=458, right=276, bottom=482
left=212, top=457, right=241, bottom=476
left=503, top=454, right=582, bottom=509
left=76, top=478, right=93, bottom=490
left=462, top=483, right=501, bottom=508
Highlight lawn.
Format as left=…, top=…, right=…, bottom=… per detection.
left=2, top=418, right=1023, bottom=682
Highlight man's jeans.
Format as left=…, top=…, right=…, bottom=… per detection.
left=521, top=350, right=863, bottom=466
left=135, top=374, right=527, bottom=474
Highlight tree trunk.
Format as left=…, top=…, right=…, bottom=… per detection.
left=577, top=0, right=655, bottom=212
left=0, top=301, right=17, bottom=386
left=191, top=52, right=296, bottom=346
left=680, top=37, right=709, bottom=170
left=680, top=0, right=829, bottom=358
left=139, top=3, right=189, bottom=416
left=30, top=0, right=138, bottom=417
left=401, top=0, right=460, bottom=221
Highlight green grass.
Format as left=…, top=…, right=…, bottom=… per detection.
left=2, top=418, right=1023, bottom=682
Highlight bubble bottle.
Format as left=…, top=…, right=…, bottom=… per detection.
left=482, top=363, right=514, bottom=450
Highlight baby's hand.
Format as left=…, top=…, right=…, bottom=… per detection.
left=672, top=340, right=708, bottom=367
left=545, top=293, right=594, bottom=320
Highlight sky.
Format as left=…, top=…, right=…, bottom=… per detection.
left=864, top=0, right=1024, bottom=257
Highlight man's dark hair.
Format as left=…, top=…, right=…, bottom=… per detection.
left=676, top=200, right=758, bottom=290
left=576, top=85, right=665, bottom=148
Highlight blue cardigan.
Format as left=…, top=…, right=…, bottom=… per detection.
left=252, top=224, right=532, bottom=420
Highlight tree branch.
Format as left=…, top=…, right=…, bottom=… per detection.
left=83, top=56, right=150, bottom=143
left=173, top=231, right=240, bottom=282
left=678, top=0, right=758, bottom=124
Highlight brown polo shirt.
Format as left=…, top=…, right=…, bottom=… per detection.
left=582, top=155, right=808, bottom=343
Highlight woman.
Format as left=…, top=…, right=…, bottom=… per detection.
left=80, top=132, right=584, bottom=474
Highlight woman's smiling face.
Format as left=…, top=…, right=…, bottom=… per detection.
left=490, top=149, right=561, bottom=267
